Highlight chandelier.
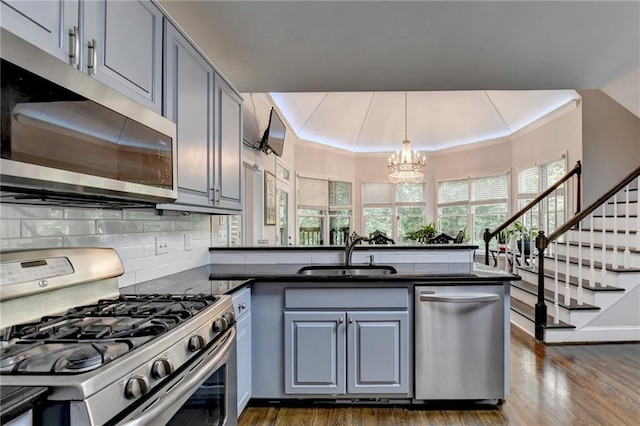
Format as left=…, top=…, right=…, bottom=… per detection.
left=387, top=92, right=425, bottom=184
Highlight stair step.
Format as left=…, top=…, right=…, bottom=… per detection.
left=511, top=280, right=600, bottom=310
left=564, top=241, right=640, bottom=255
left=510, top=299, right=575, bottom=330
left=518, top=267, right=626, bottom=292
left=542, top=253, right=640, bottom=273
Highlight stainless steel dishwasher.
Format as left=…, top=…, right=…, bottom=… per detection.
left=414, top=284, right=508, bottom=401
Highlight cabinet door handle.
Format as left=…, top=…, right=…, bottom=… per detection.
left=87, top=39, right=97, bottom=75
left=348, top=318, right=353, bottom=324
left=338, top=318, right=344, bottom=324
left=68, top=26, right=79, bottom=67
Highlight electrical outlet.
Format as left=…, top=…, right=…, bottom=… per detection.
left=184, top=234, right=192, bottom=251
left=155, top=236, right=169, bottom=255
left=218, top=230, right=227, bottom=242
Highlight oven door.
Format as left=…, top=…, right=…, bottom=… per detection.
left=117, top=326, right=237, bottom=426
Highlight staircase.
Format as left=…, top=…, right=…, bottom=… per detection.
left=486, top=164, right=640, bottom=343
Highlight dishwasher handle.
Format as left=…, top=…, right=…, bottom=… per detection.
left=419, top=293, right=500, bottom=303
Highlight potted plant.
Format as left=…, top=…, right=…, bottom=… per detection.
left=405, top=222, right=437, bottom=243
left=496, top=228, right=514, bottom=252
left=514, top=221, right=537, bottom=255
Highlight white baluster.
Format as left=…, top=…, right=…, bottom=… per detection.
left=577, top=221, right=583, bottom=305
left=624, top=184, right=631, bottom=269
left=636, top=176, right=640, bottom=250
left=612, top=193, right=619, bottom=269
left=601, top=204, right=608, bottom=288
left=589, top=214, right=596, bottom=288
left=565, top=235, right=571, bottom=306
left=554, top=241, right=559, bottom=324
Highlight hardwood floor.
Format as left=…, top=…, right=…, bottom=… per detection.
left=239, top=325, right=640, bottom=425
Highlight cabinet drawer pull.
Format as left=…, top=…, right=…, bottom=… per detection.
left=338, top=318, right=344, bottom=324
left=348, top=318, right=353, bottom=324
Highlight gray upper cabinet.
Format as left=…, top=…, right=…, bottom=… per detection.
left=162, top=21, right=215, bottom=209
left=214, top=77, right=243, bottom=211
left=159, top=20, right=243, bottom=213
left=83, top=0, right=162, bottom=113
left=1, top=0, right=162, bottom=113
left=0, top=0, right=79, bottom=66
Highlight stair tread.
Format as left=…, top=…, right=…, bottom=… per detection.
left=578, top=228, right=638, bottom=235
left=542, top=254, right=640, bottom=273
left=511, top=280, right=600, bottom=310
left=564, top=241, right=640, bottom=254
left=518, top=265, right=629, bottom=290
left=510, top=299, right=575, bottom=329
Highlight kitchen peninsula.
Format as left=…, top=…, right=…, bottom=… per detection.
left=121, top=243, right=518, bottom=418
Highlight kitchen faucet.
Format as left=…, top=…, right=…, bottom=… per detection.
left=345, top=235, right=369, bottom=266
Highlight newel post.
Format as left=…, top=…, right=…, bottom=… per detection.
left=483, top=228, right=491, bottom=265
left=534, top=230, right=548, bottom=341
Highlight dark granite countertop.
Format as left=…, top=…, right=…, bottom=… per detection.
left=120, top=262, right=518, bottom=297
left=210, top=245, right=478, bottom=252
left=0, top=386, right=48, bottom=424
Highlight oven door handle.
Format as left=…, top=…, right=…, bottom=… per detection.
left=120, top=326, right=236, bottom=426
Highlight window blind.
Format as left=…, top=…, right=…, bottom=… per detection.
left=438, top=179, right=468, bottom=204
left=297, top=177, right=328, bottom=208
left=471, top=175, right=508, bottom=202
left=363, top=182, right=394, bottom=205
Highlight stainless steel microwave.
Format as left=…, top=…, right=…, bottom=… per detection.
left=0, top=29, right=177, bottom=204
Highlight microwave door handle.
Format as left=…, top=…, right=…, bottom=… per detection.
left=120, top=326, right=235, bottom=426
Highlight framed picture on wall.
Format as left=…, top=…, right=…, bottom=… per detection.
left=264, top=170, right=277, bottom=225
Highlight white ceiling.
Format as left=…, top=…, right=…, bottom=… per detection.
left=159, top=1, right=640, bottom=152
left=270, top=90, right=580, bottom=152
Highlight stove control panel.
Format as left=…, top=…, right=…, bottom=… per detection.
left=0, top=257, right=73, bottom=285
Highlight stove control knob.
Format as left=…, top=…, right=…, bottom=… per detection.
left=213, top=317, right=228, bottom=332
left=188, top=335, right=206, bottom=352
left=223, top=311, right=235, bottom=325
left=125, top=376, right=149, bottom=399
left=151, top=358, right=173, bottom=379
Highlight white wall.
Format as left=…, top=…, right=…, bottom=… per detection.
left=0, top=204, right=212, bottom=287
left=578, top=90, right=640, bottom=205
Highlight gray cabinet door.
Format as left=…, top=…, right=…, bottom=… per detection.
left=163, top=21, right=214, bottom=208
left=347, top=311, right=409, bottom=394
left=214, top=76, right=243, bottom=211
left=83, top=0, right=162, bottom=113
left=284, top=311, right=346, bottom=395
left=1, top=0, right=79, bottom=66
left=236, top=311, right=252, bottom=415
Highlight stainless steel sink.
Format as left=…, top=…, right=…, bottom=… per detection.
left=296, top=265, right=397, bottom=276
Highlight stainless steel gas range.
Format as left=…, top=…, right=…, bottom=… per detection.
left=0, top=248, right=237, bottom=426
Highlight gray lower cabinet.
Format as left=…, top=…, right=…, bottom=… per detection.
left=1, top=0, right=163, bottom=113
left=284, top=310, right=409, bottom=396
left=232, top=286, right=252, bottom=416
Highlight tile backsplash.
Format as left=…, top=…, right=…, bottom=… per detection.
left=0, top=204, right=212, bottom=287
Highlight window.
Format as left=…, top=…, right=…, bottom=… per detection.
left=362, top=182, right=425, bottom=243
left=297, top=177, right=352, bottom=246
left=437, top=173, right=509, bottom=247
left=517, top=157, right=567, bottom=234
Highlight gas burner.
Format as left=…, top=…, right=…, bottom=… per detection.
left=56, top=344, right=107, bottom=371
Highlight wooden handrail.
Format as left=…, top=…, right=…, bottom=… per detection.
left=545, top=165, right=640, bottom=245
left=483, top=161, right=582, bottom=265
